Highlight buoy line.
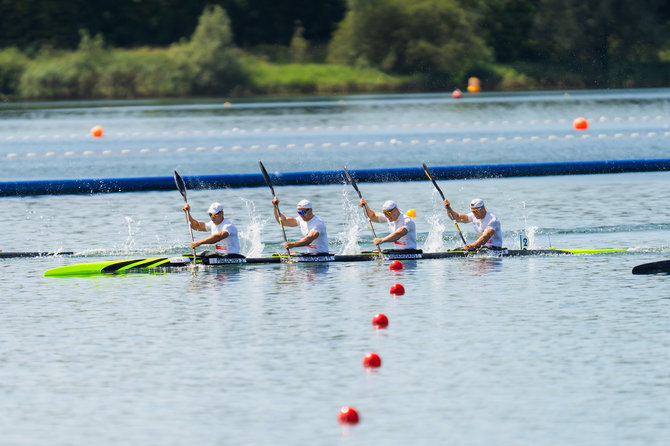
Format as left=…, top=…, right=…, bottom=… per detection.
left=3, top=131, right=670, bottom=160
left=2, top=115, right=669, bottom=142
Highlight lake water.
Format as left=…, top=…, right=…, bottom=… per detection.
left=2, top=89, right=670, bottom=445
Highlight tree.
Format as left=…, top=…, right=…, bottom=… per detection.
left=531, top=0, right=670, bottom=83
left=328, top=0, right=491, bottom=83
left=174, top=5, right=246, bottom=95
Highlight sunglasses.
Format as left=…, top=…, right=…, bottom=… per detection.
left=297, top=209, right=310, bottom=215
left=383, top=209, right=395, bottom=215
left=209, top=212, right=222, bottom=218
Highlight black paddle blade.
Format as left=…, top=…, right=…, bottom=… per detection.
left=174, top=170, right=188, bottom=202
left=343, top=165, right=363, bottom=198
left=632, top=259, right=670, bottom=275
left=258, top=160, right=276, bottom=196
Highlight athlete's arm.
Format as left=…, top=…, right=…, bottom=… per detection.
left=443, top=200, right=470, bottom=223
left=193, top=230, right=229, bottom=248
left=286, top=230, right=319, bottom=249
left=465, top=228, right=495, bottom=250
left=360, top=198, right=386, bottom=223
left=373, top=227, right=408, bottom=245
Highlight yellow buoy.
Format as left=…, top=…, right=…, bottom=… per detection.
left=467, top=77, right=481, bottom=93
left=406, top=209, right=417, bottom=218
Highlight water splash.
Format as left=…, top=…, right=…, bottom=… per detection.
left=119, top=216, right=139, bottom=252
left=522, top=225, right=539, bottom=249
left=239, top=198, right=266, bottom=257
left=423, top=213, right=446, bottom=252
left=335, top=189, right=363, bottom=254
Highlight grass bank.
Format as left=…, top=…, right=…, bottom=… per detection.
left=2, top=44, right=669, bottom=101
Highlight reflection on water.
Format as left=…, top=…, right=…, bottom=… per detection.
left=464, top=257, right=503, bottom=275
left=276, top=262, right=331, bottom=286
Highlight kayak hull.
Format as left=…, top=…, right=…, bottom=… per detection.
left=45, top=249, right=576, bottom=277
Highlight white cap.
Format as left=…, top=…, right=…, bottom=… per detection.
left=470, top=198, right=485, bottom=209
left=208, top=202, right=223, bottom=214
left=297, top=200, right=312, bottom=209
left=382, top=200, right=398, bottom=211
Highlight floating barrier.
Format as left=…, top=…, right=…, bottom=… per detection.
left=2, top=158, right=670, bottom=197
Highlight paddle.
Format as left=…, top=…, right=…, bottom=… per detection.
left=422, top=162, right=467, bottom=246
left=343, top=165, right=384, bottom=256
left=174, top=170, right=197, bottom=263
left=258, top=161, right=292, bottom=261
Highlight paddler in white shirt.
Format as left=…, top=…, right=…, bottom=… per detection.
left=359, top=199, right=419, bottom=252
left=271, top=197, right=329, bottom=254
left=182, top=202, right=241, bottom=256
left=443, top=198, right=503, bottom=251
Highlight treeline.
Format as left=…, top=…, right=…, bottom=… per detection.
left=1, top=0, right=669, bottom=100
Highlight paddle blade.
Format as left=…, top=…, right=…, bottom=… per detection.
left=343, top=165, right=363, bottom=198
left=174, top=170, right=188, bottom=202
left=632, top=259, right=670, bottom=275
left=422, top=162, right=445, bottom=200
left=258, top=160, right=276, bottom=196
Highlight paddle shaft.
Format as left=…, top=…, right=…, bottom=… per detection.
left=422, top=163, right=467, bottom=246
left=258, top=161, right=292, bottom=259
left=343, top=166, right=384, bottom=254
left=174, top=171, right=198, bottom=261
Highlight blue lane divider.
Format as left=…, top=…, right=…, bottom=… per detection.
left=2, top=159, right=670, bottom=197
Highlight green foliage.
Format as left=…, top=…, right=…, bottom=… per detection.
left=0, top=47, right=29, bottom=96
left=16, top=6, right=248, bottom=99
left=531, top=0, right=670, bottom=85
left=475, top=0, right=539, bottom=62
left=19, top=31, right=108, bottom=99
left=173, top=5, right=247, bottom=95
left=328, top=0, right=491, bottom=83
left=289, top=22, right=309, bottom=63
left=97, top=49, right=190, bottom=98
left=242, top=55, right=413, bottom=95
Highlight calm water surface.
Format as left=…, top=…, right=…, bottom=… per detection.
left=1, top=90, right=670, bottom=445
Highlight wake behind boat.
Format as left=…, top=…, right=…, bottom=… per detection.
left=43, top=248, right=627, bottom=277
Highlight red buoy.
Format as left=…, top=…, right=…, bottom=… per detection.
left=389, top=283, right=405, bottom=295
left=452, top=89, right=462, bottom=99
left=91, top=125, right=104, bottom=138
left=573, top=117, right=588, bottom=130
left=389, top=260, right=403, bottom=270
left=338, top=406, right=360, bottom=424
left=363, top=352, right=382, bottom=368
left=371, top=313, right=388, bottom=329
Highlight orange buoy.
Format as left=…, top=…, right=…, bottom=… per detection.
left=467, top=77, right=481, bottom=93
left=573, top=117, right=588, bottom=130
left=363, top=352, right=382, bottom=368
left=338, top=406, right=360, bottom=424
left=389, top=283, right=405, bottom=295
left=91, top=125, right=103, bottom=138
left=372, top=313, right=388, bottom=329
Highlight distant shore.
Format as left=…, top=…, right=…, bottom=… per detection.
left=2, top=46, right=669, bottom=102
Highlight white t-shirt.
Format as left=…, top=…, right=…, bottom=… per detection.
left=467, top=211, right=502, bottom=248
left=383, top=213, right=417, bottom=250
left=205, top=218, right=240, bottom=255
left=298, top=215, right=329, bottom=254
